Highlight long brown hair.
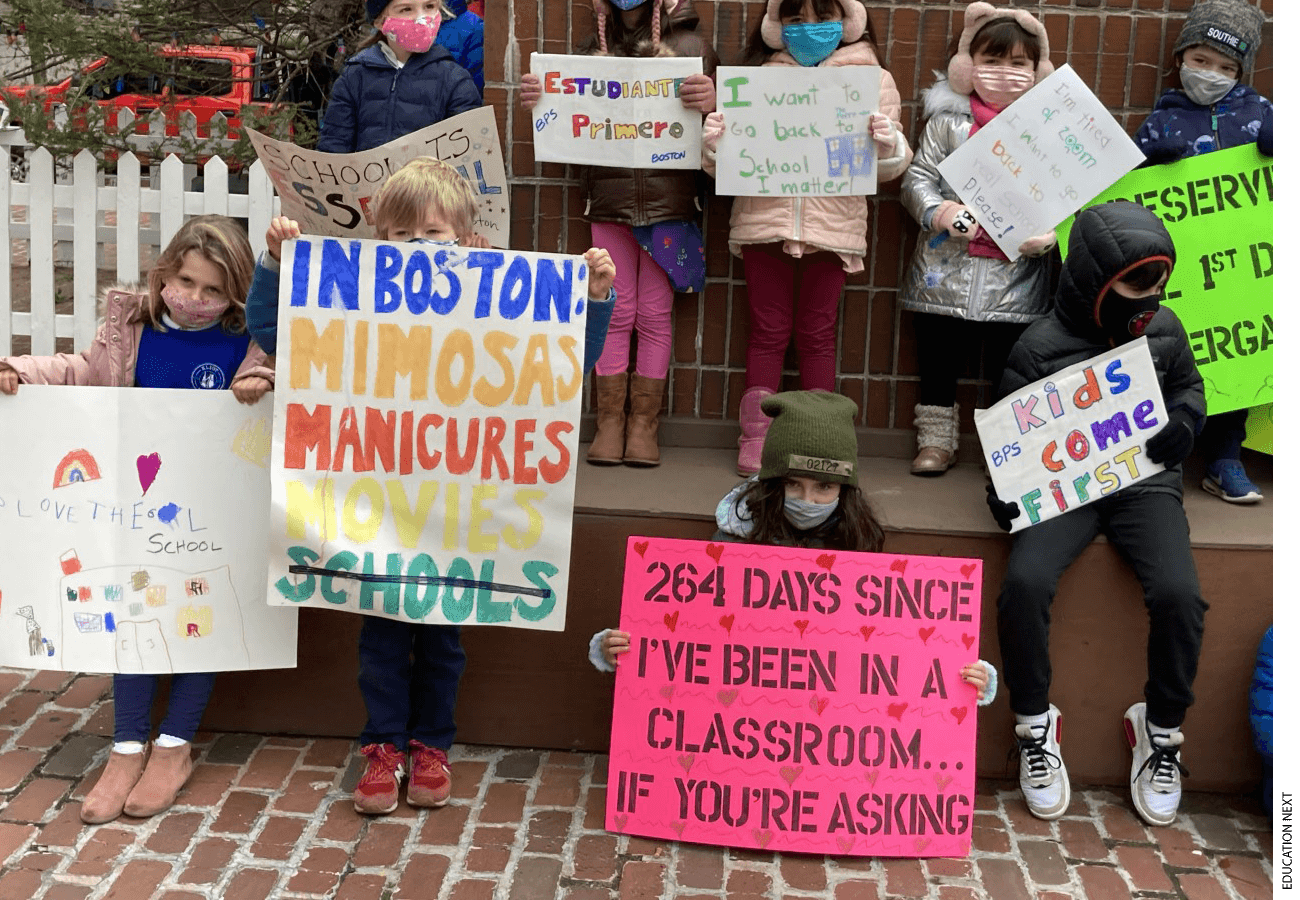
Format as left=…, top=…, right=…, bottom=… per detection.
left=142, top=215, right=254, bottom=334
left=734, top=477, right=885, bottom=552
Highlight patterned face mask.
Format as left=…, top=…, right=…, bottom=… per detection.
left=379, top=13, right=442, bottom=53
left=161, top=283, right=226, bottom=329
left=1098, top=290, right=1162, bottom=344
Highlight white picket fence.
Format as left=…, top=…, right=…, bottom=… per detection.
left=0, top=124, right=282, bottom=356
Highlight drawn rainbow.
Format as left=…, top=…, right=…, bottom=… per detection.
left=52, top=449, right=102, bottom=489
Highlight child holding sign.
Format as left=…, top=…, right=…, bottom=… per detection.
left=317, top=0, right=480, bottom=154
left=246, top=157, right=618, bottom=816
left=702, top=0, right=911, bottom=477
left=0, top=216, right=274, bottom=824
left=986, top=200, right=1207, bottom=827
left=520, top=0, right=719, bottom=468
left=899, top=2, right=1058, bottom=476
left=1133, top=0, right=1270, bottom=504
left=591, top=391, right=999, bottom=704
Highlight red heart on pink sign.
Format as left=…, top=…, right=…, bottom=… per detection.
left=719, top=614, right=735, bottom=633
left=887, top=702, right=909, bottom=720
left=633, top=540, right=649, bottom=557
left=705, top=543, right=724, bottom=563
left=663, top=611, right=679, bottom=632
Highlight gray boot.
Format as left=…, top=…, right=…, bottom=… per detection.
left=911, top=403, right=958, bottom=475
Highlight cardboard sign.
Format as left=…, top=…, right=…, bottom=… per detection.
left=529, top=53, right=703, bottom=169
left=607, top=537, right=982, bottom=857
left=1056, top=144, right=1272, bottom=415
left=0, top=387, right=297, bottom=673
left=937, top=65, right=1145, bottom=260
left=247, top=107, right=510, bottom=247
left=974, top=339, right=1168, bottom=532
left=266, top=236, right=587, bottom=630
left=714, top=65, right=882, bottom=196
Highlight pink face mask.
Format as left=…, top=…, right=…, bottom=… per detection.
left=380, top=13, right=442, bottom=53
left=161, top=283, right=227, bottom=329
left=971, top=65, right=1035, bottom=109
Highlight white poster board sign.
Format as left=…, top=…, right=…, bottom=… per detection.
left=973, top=339, right=1168, bottom=532
left=248, top=107, right=510, bottom=247
left=0, top=387, right=297, bottom=673
left=714, top=64, right=882, bottom=196
left=529, top=53, right=703, bottom=169
left=267, top=236, right=586, bottom=631
left=937, top=65, right=1145, bottom=260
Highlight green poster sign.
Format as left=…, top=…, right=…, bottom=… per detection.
left=1057, top=144, right=1272, bottom=414
left=1243, top=403, right=1272, bottom=455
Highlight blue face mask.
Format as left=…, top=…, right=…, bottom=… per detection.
left=783, top=495, right=839, bottom=530
left=609, top=0, right=650, bottom=10
left=781, top=21, right=843, bottom=67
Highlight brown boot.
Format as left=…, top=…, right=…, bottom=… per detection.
left=123, top=742, right=194, bottom=818
left=80, top=748, right=147, bottom=824
left=586, top=372, right=628, bottom=465
left=624, top=374, right=666, bottom=467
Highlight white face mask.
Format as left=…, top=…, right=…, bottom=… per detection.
left=1180, top=65, right=1236, bottom=106
left=783, top=495, right=839, bottom=531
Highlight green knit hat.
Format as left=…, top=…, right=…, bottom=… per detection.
left=758, top=392, right=860, bottom=487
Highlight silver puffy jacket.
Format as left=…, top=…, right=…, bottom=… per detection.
left=899, top=80, right=1051, bottom=323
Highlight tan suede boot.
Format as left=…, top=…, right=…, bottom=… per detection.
left=910, top=404, right=959, bottom=475
left=586, top=372, right=628, bottom=465
left=123, top=742, right=194, bottom=818
left=80, top=749, right=147, bottom=824
left=624, top=374, right=666, bottom=467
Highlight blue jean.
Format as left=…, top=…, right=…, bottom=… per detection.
left=113, top=673, right=217, bottom=743
left=357, top=617, right=466, bottom=752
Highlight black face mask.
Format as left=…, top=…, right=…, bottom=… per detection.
left=1097, top=289, right=1162, bottom=344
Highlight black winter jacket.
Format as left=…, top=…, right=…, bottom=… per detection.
left=999, top=201, right=1206, bottom=498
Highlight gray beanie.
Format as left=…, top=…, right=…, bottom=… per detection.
left=1174, top=0, right=1266, bottom=74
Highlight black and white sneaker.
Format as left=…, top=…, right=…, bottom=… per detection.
left=1014, top=704, right=1070, bottom=820
left=1124, top=702, right=1188, bottom=826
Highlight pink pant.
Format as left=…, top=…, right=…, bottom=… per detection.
left=741, top=243, right=846, bottom=392
left=590, top=222, right=673, bottom=379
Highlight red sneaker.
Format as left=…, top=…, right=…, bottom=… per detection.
left=407, top=740, right=451, bottom=808
left=353, top=743, right=405, bottom=815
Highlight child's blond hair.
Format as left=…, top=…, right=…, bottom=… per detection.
left=372, top=157, right=478, bottom=242
left=143, top=215, right=254, bottom=333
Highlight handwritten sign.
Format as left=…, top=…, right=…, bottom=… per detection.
left=607, top=537, right=982, bottom=857
left=529, top=53, right=703, bottom=169
left=937, top=65, right=1144, bottom=260
left=247, top=107, right=510, bottom=247
left=1057, top=145, right=1272, bottom=415
left=714, top=65, right=882, bottom=196
left=266, top=236, right=587, bottom=630
left=0, top=387, right=297, bottom=673
left=974, top=339, right=1168, bottom=532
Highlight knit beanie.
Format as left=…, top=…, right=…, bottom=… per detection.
left=1173, top=0, right=1266, bottom=74
left=947, top=1, right=1054, bottom=95
left=758, top=392, right=860, bottom=487
left=760, top=0, right=868, bottom=50
left=366, top=0, right=389, bottom=21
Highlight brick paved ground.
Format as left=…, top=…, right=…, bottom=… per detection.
left=0, top=668, right=1273, bottom=899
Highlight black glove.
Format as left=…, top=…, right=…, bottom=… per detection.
left=1257, top=117, right=1272, bottom=157
left=1145, top=408, right=1197, bottom=468
left=1138, top=133, right=1186, bottom=166
left=986, top=483, right=1020, bottom=532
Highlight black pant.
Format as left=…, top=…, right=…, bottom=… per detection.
left=1199, top=408, right=1249, bottom=462
left=912, top=312, right=1027, bottom=407
left=995, top=490, right=1207, bottom=728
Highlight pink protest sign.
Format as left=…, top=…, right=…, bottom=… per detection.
left=607, top=537, right=983, bottom=857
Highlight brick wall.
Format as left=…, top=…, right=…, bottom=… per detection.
left=483, top=0, right=1273, bottom=436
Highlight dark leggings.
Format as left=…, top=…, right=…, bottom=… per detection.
left=912, top=312, right=1027, bottom=407
left=113, top=673, right=217, bottom=743
left=1199, top=408, right=1249, bottom=462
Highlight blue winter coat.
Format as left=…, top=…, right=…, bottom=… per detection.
left=318, top=43, right=481, bottom=154
left=436, top=0, right=484, bottom=95
left=1134, top=85, right=1272, bottom=163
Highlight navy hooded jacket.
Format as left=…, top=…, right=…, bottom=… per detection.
left=1134, top=84, right=1272, bottom=163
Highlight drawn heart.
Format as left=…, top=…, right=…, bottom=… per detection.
left=889, top=557, right=908, bottom=574
left=677, top=754, right=695, bottom=773
left=918, top=626, right=935, bottom=644
left=859, top=625, right=875, bottom=643
left=705, top=543, right=725, bottom=563
left=659, top=684, right=675, bottom=700
left=719, top=614, right=735, bottom=634
left=614, top=814, right=628, bottom=831
left=669, top=820, right=686, bottom=836
left=935, top=774, right=953, bottom=790
left=809, top=696, right=829, bottom=716
left=794, top=619, right=809, bottom=637
left=815, top=553, right=836, bottom=571
left=716, top=689, right=738, bottom=707
left=633, top=540, right=649, bottom=557
left=961, top=634, right=975, bottom=650
left=913, top=838, right=930, bottom=853
left=779, top=766, right=803, bottom=785
left=836, top=836, right=855, bottom=854
left=951, top=706, right=968, bottom=725
left=663, top=611, right=679, bottom=632
left=864, top=769, right=879, bottom=787
left=887, top=701, right=908, bottom=720
left=136, top=453, right=162, bottom=496
left=752, top=829, right=773, bottom=849
left=960, top=563, right=976, bottom=578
